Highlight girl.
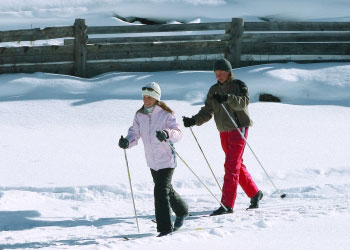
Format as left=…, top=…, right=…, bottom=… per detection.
left=119, top=82, right=188, bottom=237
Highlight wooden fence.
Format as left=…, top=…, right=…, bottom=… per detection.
left=1, top=18, right=350, bottom=78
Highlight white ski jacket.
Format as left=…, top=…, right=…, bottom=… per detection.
left=126, top=105, right=182, bottom=171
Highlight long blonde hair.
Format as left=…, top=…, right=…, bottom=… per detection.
left=229, top=72, right=234, bottom=80
left=137, top=101, right=174, bottom=114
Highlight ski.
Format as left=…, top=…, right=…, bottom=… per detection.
left=151, top=214, right=210, bottom=224
left=119, top=232, right=156, bottom=241
left=119, top=225, right=223, bottom=241
left=246, top=207, right=259, bottom=211
left=173, top=225, right=224, bottom=234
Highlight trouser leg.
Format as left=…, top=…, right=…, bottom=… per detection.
left=220, top=128, right=257, bottom=207
left=239, top=162, right=259, bottom=198
left=169, top=185, right=188, bottom=217
left=151, top=168, right=174, bottom=232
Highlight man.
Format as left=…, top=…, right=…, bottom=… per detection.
left=183, top=58, right=263, bottom=215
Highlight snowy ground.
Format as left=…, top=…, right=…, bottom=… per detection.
left=1, top=1, right=350, bottom=249
left=1, top=63, right=350, bottom=250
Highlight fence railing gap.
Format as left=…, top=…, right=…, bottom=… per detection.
left=1, top=18, right=349, bottom=77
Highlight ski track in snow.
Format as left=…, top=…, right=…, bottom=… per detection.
left=1, top=0, right=350, bottom=248
left=0, top=99, right=349, bottom=249
left=0, top=182, right=349, bottom=249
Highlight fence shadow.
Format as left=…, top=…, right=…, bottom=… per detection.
left=0, top=210, right=156, bottom=249
left=0, top=210, right=147, bottom=232
left=0, top=64, right=349, bottom=107
left=0, top=70, right=214, bottom=106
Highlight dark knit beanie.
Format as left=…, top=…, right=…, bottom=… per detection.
left=213, top=58, right=232, bottom=72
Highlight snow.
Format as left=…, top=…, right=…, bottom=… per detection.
left=1, top=1, right=350, bottom=250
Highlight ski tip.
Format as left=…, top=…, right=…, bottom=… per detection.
left=246, top=207, right=257, bottom=211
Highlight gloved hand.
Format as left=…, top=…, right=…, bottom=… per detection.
left=118, top=136, right=129, bottom=149
left=212, top=92, right=229, bottom=104
left=183, top=116, right=196, bottom=127
left=156, top=130, right=169, bottom=142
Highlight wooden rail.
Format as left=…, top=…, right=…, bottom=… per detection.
left=0, top=26, right=74, bottom=43
left=0, top=18, right=349, bottom=78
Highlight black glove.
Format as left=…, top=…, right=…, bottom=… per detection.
left=183, top=116, right=196, bottom=127
left=212, top=92, right=229, bottom=104
left=156, top=130, right=169, bottom=142
left=118, top=136, right=129, bottom=149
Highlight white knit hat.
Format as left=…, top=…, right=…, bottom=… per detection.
left=141, top=82, right=161, bottom=101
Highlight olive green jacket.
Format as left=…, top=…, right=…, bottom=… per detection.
left=193, top=78, right=253, bottom=132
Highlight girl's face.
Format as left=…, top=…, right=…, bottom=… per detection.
left=215, top=70, right=230, bottom=83
left=143, top=95, right=157, bottom=108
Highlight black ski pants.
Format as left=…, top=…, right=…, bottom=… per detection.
left=151, top=168, right=188, bottom=232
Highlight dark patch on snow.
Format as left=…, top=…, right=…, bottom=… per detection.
left=259, top=93, right=281, bottom=102
left=259, top=15, right=301, bottom=22
left=113, top=13, right=184, bottom=25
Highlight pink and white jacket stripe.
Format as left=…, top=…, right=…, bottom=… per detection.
left=126, top=105, right=182, bottom=171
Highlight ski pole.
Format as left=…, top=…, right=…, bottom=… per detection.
left=220, top=103, right=286, bottom=199
left=188, top=126, right=222, bottom=192
left=167, top=142, right=228, bottom=211
left=123, top=148, right=140, bottom=233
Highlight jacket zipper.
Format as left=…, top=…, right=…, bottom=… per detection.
left=148, top=114, right=155, bottom=169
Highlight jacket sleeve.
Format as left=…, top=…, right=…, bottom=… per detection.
left=164, top=114, right=182, bottom=143
left=226, top=80, right=250, bottom=111
left=193, top=88, right=214, bottom=126
left=126, top=114, right=141, bottom=148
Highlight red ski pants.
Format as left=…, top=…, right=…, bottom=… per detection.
left=220, top=128, right=259, bottom=208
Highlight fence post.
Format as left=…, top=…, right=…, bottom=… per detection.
left=74, top=18, right=87, bottom=77
left=226, top=18, right=244, bottom=68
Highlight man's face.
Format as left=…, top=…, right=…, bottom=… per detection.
left=215, top=70, right=230, bottom=83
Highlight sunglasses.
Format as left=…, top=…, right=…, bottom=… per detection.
left=142, top=87, right=159, bottom=94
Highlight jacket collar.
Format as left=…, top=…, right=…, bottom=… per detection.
left=216, top=78, right=232, bottom=90
left=217, top=77, right=232, bottom=85
left=152, top=105, right=162, bottom=115
left=141, top=104, right=162, bottom=116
